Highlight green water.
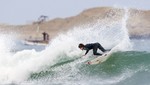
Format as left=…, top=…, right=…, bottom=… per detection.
left=29, top=51, right=150, bottom=85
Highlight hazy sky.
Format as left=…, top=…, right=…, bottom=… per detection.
left=0, top=0, right=149, bottom=25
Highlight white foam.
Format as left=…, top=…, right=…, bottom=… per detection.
left=111, top=8, right=132, bottom=52
left=0, top=8, right=132, bottom=84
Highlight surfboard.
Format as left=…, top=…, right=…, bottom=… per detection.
left=86, top=51, right=112, bottom=65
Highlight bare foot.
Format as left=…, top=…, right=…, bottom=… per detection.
left=87, top=62, right=91, bottom=65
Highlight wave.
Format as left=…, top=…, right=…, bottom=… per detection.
left=0, top=8, right=138, bottom=85
left=29, top=51, right=150, bottom=85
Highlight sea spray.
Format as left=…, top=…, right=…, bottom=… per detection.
left=111, top=8, right=132, bottom=52
left=0, top=8, right=133, bottom=84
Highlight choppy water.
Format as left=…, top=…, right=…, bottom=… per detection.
left=0, top=8, right=150, bottom=85
left=28, top=51, right=150, bottom=85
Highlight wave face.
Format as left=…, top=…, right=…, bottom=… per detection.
left=0, top=8, right=149, bottom=85
left=29, top=51, right=150, bottom=85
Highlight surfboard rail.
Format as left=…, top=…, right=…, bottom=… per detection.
left=86, top=51, right=112, bottom=65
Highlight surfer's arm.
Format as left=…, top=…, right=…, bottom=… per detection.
left=85, top=50, right=89, bottom=55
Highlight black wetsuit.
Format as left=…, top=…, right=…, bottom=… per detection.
left=83, top=43, right=106, bottom=55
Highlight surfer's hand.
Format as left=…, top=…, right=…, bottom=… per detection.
left=82, top=55, right=86, bottom=58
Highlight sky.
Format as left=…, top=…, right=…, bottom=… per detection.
left=0, top=0, right=149, bottom=25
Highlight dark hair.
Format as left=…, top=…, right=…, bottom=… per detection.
left=78, top=43, right=85, bottom=48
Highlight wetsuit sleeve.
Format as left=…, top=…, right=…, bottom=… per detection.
left=85, top=50, right=89, bottom=55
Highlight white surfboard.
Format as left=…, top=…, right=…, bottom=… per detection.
left=86, top=51, right=112, bottom=65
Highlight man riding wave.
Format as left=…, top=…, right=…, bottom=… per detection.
left=78, top=42, right=106, bottom=57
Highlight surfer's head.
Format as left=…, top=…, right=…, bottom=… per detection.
left=78, top=43, right=85, bottom=50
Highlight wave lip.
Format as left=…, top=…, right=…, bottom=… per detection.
left=0, top=8, right=139, bottom=85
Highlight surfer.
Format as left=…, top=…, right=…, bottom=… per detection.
left=78, top=43, right=106, bottom=56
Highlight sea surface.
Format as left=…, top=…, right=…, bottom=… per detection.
left=0, top=9, right=150, bottom=85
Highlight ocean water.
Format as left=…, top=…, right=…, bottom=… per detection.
left=0, top=9, right=150, bottom=85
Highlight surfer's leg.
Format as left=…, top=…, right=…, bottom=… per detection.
left=97, top=43, right=106, bottom=52
left=93, top=45, right=102, bottom=55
